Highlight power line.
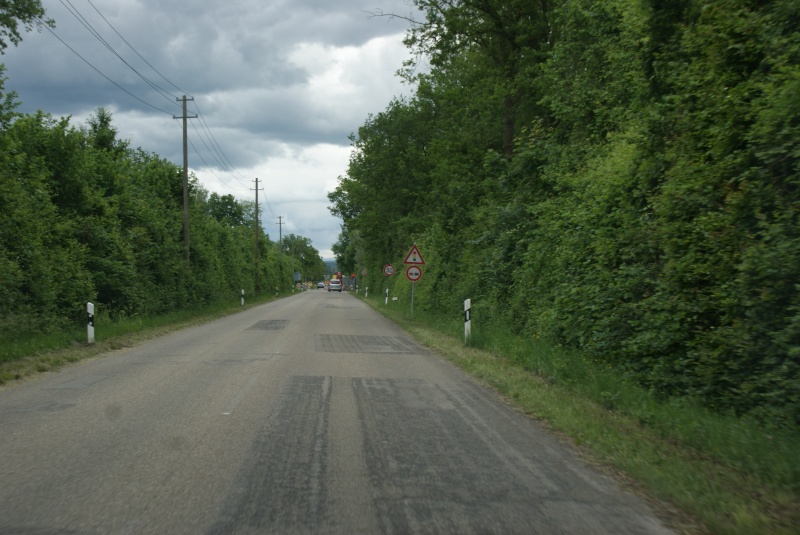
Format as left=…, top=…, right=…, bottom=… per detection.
left=261, top=183, right=277, bottom=219
left=190, top=111, right=244, bottom=182
left=39, top=3, right=257, bottom=200
left=85, top=0, right=188, bottom=96
left=191, top=101, right=249, bottom=184
left=35, top=17, right=174, bottom=115
left=176, top=123, right=247, bottom=193
left=190, top=120, right=229, bottom=171
left=69, top=2, right=254, bottom=195
left=186, top=121, right=248, bottom=192
left=59, top=0, right=180, bottom=109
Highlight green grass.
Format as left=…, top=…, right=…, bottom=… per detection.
left=0, top=291, right=290, bottom=385
left=366, top=295, right=800, bottom=535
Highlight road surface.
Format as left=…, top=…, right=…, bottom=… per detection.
left=0, top=291, right=673, bottom=534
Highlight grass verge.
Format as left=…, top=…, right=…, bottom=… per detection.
left=0, top=292, right=289, bottom=386
left=364, top=295, right=799, bottom=535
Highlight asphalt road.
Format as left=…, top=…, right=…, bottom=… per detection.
left=0, top=291, right=674, bottom=534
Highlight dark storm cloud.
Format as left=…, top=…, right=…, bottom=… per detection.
left=2, top=0, right=418, bottom=152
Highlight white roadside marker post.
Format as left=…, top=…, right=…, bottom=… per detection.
left=464, top=299, right=471, bottom=343
left=87, top=302, right=95, bottom=344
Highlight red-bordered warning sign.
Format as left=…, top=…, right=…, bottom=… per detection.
left=403, top=244, right=425, bottom=265
left=406, top=265, right=422, bottom=282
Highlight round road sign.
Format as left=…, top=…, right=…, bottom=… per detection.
left=406, top=265, right=422, bottom=282
left=383, top=264, right=395, bottom=277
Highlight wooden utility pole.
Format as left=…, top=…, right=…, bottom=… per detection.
left=174, top=95, right=196, bottom=263
left=277, top=216, right=284, bottom=286
left=252, top=178, right=264, bottom=293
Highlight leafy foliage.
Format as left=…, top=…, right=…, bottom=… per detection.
left=0, top=2, right=322, bottom=343
left=0, top=103, right=314, bottom=335
left=0, top=0, right=54, bottom=54
left=330, top=0, right=800, bottom=428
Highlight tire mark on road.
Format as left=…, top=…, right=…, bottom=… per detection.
left=352, top=377, right=673, bottom=535
left=208, top=375, right=332, bottom=534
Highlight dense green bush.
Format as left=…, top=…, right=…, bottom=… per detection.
left=0, top=94, right=322, bottom=333
left=330, top=0, right=800, bottom=427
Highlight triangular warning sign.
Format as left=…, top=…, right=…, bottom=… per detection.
left=403, top=244, right=425, bottom=265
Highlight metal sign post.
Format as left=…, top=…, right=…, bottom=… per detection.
left=405, top=265, right=422, bottom=320
left=411, top=282, right=415, bottom=319
left=403, top=245, right=425, bottom=320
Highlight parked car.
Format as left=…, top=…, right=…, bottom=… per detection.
left=328, top=279, right=342, bottom=292
left=317, top=281, right=325, bottom=289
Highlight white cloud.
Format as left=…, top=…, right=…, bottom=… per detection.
left=195, top=142, right=350, bottom=258
left=289, top=33, right=411, bottom=127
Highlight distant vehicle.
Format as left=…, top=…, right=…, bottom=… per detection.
left=317, top=281, right=325, bottom=289
left=328, top=279, right=342, bottom=292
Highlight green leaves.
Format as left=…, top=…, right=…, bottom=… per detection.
left=0, top=106, right=306, bottom=325
left=0, top=0, right=54, bottom=54
left=331, top=0, right=800, bottom=427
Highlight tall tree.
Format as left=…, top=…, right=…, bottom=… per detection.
left=207, top=192, right=246, bottom=226
left=329, top=98, right=433, bottom=268
left=330, top=0, right=800, bottom=425
left=402, top=0, right=555, bottom=156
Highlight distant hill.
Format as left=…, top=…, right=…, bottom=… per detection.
left=324, top=259, right=337, bottom=275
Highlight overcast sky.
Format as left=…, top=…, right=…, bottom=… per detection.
left=2, top=0, right=423, bottom=259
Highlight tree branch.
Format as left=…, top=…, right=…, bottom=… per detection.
left=362, top=9, right=423, bottom=27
